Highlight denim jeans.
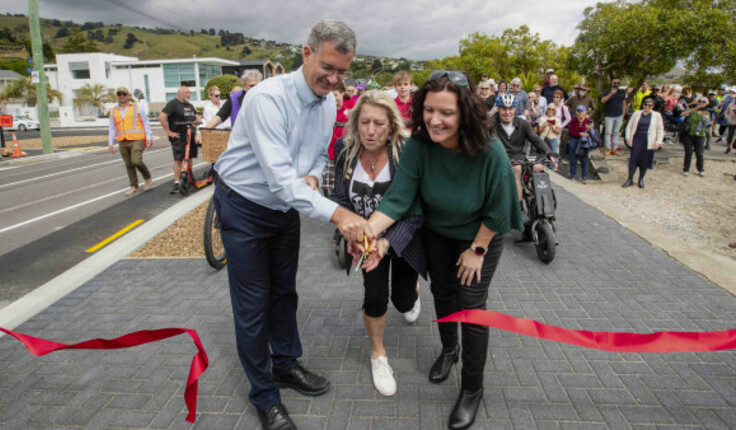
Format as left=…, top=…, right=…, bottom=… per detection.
left=568, top=137, right=590, bottom=180
left=604, top=115, right=624, bottom=149
left=545, top=138, right=559, bottom=168
left=682, top=134, right=705, bottom=173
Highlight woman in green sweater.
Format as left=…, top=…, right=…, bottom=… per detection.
left=359, top=70, right=522, bottom=430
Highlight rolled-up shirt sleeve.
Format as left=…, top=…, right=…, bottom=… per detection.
left=243, top=94, right=338, bottom=221
left=138, top=104, right=153, bottom=142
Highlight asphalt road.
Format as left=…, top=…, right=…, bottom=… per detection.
left=2, top=127, right=109, bottom=141
left=0, top=143, right=211, bottom=307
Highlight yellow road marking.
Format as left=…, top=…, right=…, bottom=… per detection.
left=85, top=219, right=144, bottom=253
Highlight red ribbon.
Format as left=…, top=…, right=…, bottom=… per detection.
left=436, top=309, right=736, bottom=353
left=0, top=327, right=209, bottom=423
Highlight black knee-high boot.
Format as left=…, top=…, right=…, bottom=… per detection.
left=638, top=167, right=646, bottom=188
left=622, top=165, right=636, bottom=187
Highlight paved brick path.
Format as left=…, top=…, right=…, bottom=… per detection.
left=1, top=187, right=735, bottom=429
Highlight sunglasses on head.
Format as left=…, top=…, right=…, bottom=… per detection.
left=429, top=70, right=469, bottom=88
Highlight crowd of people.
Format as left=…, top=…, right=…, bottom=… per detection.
left=104, top=19, right=735, bottom=430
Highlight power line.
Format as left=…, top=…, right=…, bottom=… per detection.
left=107, top=0, right=186, bottom=32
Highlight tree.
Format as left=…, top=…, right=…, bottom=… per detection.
left=0, top=77, right=63, bottom=106
left=203, top=74, right=241, bottom=98
left=569, top=0, right=736, bottom=94
left=51, top=19, right=61, bottom=27
left=241, top=45, right=252, bottom=56
left=23, top=40, right=55, bottom=62
left=208, top=28, right=215, bottom=35
left=60, top=28, right=98, bottom=53
left=73, top=83, right=115, bottom=117
left=371, top=58, right=383, bottom=74
left=0, top=27, right=15, bottom=43
left=54, top=27, right=69, bottom=38
left=123, top=33, right=140, bottom=49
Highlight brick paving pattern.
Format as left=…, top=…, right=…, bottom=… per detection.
left=1, top=187, right=735, bottom=429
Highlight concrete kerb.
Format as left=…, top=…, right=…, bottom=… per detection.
left=0, top=186, right=213, bottom=334
left=549, top=172, right=736, bottom=297
left=0, top=145, right=110, bottom=166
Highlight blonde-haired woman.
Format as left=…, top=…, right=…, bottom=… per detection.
left=330, top=90, right=425, bottom=397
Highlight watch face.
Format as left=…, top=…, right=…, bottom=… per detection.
left=474, top=247, right=485, bottom=256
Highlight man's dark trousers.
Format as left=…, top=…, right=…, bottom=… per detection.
left=213, top=184, right=302, bottom=410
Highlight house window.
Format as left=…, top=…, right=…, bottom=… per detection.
left=163, top=63, right=195, bottom=88
left=165, top=92, right=177, bottom=101
left=69, top=61, right=90, bottom=79
left=198, top=64, right=220, bottom=88
left=144, top=75, right=150, bottom=101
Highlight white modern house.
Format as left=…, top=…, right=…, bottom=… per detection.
left=44, top=53, right=238, bottom=126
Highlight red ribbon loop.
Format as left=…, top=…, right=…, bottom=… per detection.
left=436, top=309, right=736, bottom=353
left=0, top=327, right=209, bottom=423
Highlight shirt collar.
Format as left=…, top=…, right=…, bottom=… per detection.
left=295, top=66, right=326, bottom=107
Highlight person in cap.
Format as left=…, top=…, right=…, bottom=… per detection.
left=108, top=86, right=153, bottom=196
left=565, top=83, right=595, bottom=118
left=623, top=97, right=664, bottom=188
left=567, top=105, right=593, bottom=184
left=545, top=68, right=555, bottom=85
left=213, top=20, right=371, bottom=430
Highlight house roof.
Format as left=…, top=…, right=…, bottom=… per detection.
left=0, top=70, right=23, bottom=80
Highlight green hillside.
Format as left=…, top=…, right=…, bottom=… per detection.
left=0, top=13, right=425, bottom=85
left=0, top=13, right=299, bottom=70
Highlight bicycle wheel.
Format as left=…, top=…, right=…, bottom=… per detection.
left=535, top=221, right=556, bottom=264
left=203, top=198, right=227, bottom=269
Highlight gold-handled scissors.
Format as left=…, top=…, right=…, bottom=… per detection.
left=353, top=234, right=373, bottom=273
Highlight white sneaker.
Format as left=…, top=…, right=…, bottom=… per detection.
left=371, top=356, right=396, bottom=396
left=404, top=293, right=421, bottom=324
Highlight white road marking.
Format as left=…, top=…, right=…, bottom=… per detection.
left=0, top=161, right=208, bottom=235
left=0, top=147, right=170, bottom=190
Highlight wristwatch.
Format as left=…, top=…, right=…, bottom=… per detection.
left=471, top=242, right=487, bottom=256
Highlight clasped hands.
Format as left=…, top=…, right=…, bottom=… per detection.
left=347, top=235, right=388, bottom=272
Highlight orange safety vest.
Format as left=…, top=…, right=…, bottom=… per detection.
left=112, top=103, right=146, bottom=142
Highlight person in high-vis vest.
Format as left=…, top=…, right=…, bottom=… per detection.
left=108, top=87, right=154, bottom=196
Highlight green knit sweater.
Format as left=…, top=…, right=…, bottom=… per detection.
left=376, top=137, right=523, bottom=241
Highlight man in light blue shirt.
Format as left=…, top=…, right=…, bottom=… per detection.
left=213, top=20, right=371, bottom=430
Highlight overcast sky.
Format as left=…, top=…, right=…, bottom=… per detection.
left=4, top=0, right=599, bottom=60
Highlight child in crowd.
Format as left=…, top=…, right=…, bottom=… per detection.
left=539, top=105, right=561, bottom=170
left=392, top=71, right=413, bottom=125
left=344, top=85, right=357, bottom=110
left=323, top=82, right=349, bottom=197
left=567, top=105, right=593, bottom=184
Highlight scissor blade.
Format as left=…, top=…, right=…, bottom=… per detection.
left=354, top=254, right=365, bottom=273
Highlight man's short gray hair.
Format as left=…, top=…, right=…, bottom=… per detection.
left=511, top=77, right=522, bottom=85
left=307, top=19, right=357, bottom=54
left=241, top=70, right=263, bottom=84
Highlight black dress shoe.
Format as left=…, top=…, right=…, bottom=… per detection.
left=638, top=178, right=645, bottom=189
left=622, top=179, right=634, bottom=188
left=273, top=364, right=330, bottom=396
left=429, top=344, right=460, bottom=384
left=257, top=403, right=296, bottom=430
left=448, top=388, right=483, bottom=430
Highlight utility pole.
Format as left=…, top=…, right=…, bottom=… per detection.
left=28, top=0, right=53, bottom=154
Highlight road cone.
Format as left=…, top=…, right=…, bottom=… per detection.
left=9, top=132, right=26, bottom=159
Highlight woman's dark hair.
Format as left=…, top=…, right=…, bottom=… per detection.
left=410, top=71, right=493, bottom=156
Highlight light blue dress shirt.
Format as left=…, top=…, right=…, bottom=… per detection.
left=215, top=67, right=339, bottom=222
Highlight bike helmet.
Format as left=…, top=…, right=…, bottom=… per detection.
left=495, top=93, right=519, bottom=108
left=366, top=81, right=382, bottom=90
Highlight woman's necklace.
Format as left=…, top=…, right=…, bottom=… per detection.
left=362, top=150, right=385, bottom=172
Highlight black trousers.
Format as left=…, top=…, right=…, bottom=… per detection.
left=682, top=134, right=705, bottom=173
left=424, top=228, right=504, bottom=391
left=214, top=184, right=302, bottom=411
left=362, top=254, right=418, bottom=318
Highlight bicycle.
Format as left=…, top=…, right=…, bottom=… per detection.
left=518, top=157, right=558, bottom=263
left=200, top=127, right=231, bottom=270
left=203, top=196, right=227, bottom=269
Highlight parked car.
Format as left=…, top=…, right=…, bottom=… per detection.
left=7, top=116, right=40, bottom=132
